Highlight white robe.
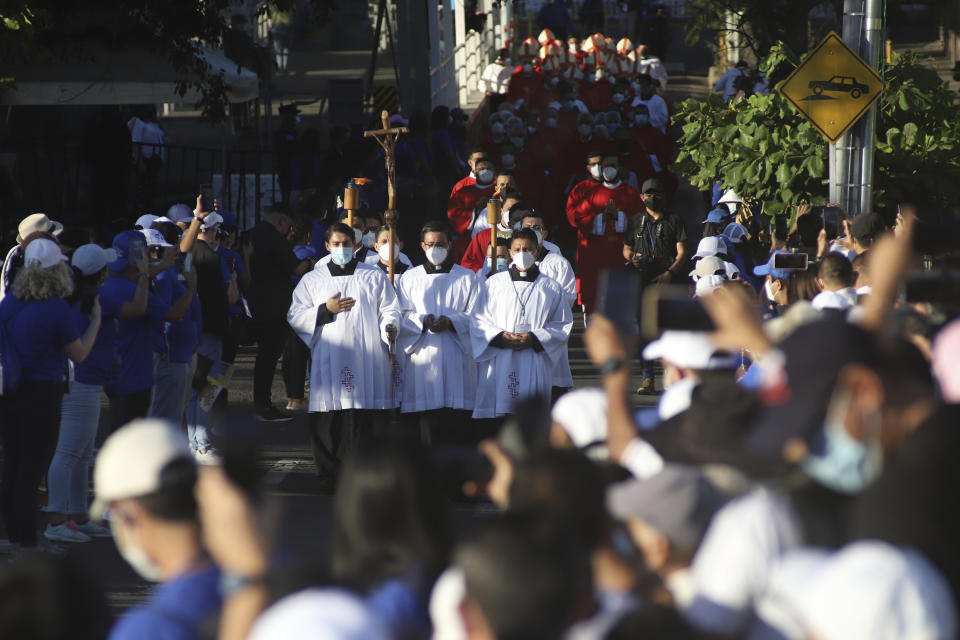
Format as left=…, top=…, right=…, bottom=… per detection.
left=396, top=264, right=479, bottom=413
left=287, top=262, right=402, bottom=412
left=537, top=251, right=577, bottom=388
left=470, top=269, right=573, bottom=418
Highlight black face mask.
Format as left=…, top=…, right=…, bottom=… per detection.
left=644, top=195, right=664, bottom=211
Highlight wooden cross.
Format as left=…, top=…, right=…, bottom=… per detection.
left=364, top=110, right=408, bottom=285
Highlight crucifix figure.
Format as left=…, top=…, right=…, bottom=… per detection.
left=363, top=110, right=408, bottom=285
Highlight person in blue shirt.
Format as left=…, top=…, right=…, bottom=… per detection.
left=91, top=419, right=222, bottom=640
left=101, top=230, right=195, bottom=431
left=0, top=238, right=101, bottom=551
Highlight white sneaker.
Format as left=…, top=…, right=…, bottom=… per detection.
left=44, top=522, right=92, bottom=543
left=74, top=520, right=112, bottom=538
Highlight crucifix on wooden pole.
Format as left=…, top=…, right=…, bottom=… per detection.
left=363, top=110, right=408, bottom=285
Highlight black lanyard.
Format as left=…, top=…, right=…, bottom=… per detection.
left=637, top=215, right=663, bottom=255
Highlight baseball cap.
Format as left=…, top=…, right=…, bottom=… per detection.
left=717, top=189, right=742, bottom=204
left=17, top=213, right=64, bottom=244
left=693, top=236, right=727, bottom=259
left=811, top=289, right=857, bottom=312
left=550, top=388, right=608, bottom=450
left=166, top=203, right=194, bottom=224
left=723, top=261, right=740, bottom=280
left=753, top=251, right=794, bottom=280
left=641, top=178, right=665, bottom=194
left=140, top=228, right=173, bottom=248
left=703, top=207, right=730, bottom=224
left=200, top=212, right=223, bottom=232
left=109, top=230, right=146, bottom=271
left=689, top=255, right=727, bottom=281
left=23, top=238, right=67, bottom=269
left=695, top=274, right=726, bottom=297
left=722, top=222, right=749, bottom=244
left=850, top=211, right=885, bottom=245
left=71, top=244, right=118, bottom=276
left=90, top=419, right=195, bottom=520
left=134, top=214, right=158, bottom=230
left=642, top=330, right=737, bottom=370
left=247, top=588, right=387, bottom=640
left=218, top=209, right=238, bottom=228
left=606, top=464, right=727, bottom=551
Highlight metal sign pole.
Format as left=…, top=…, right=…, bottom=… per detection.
left=859, top=0, right=883, bottom=215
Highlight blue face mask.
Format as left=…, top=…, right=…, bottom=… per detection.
left=802, top=390, right=884, bottom=494
left=635, top=113, right=650, bottom=126
left=485, top=257, right=509, bottom=271
left=330, top=246, right=353, bottom=266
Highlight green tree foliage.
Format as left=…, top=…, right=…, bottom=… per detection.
left=675, top=44, right=960, bottom=217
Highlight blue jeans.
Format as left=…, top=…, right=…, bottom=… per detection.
left=47, top=381, right=101, bottom=515
left=150, top=353, right=191, bottom=424
left=186, top=333, right=222, bottom=452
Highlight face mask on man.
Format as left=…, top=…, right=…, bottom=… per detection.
left=501, top=153, right=516, bottom=167
left=577, top=124, right=592, bottom=136
left=425, top=245, right=448, bottom=266
left=563, top=99, right=575, bottom=109
left=477, top=168, right=494, bottom=184
left=361, top=231, right=376, bottom=248
left=644, top=195, right=664, bottom=211
left=549, top=76, right=560, bottom=87
left=801, top=389, right=884, bottom=494
left=635, top=113, right=650, bottom=126
left=522, top=63, right=533, bottom=74
left=486, top=257, right=510, bottom=271
left=352, top=228, right=363, bottom=245
left=512, top=250, right=535, bottom=271
left=111, top=518, right=162, bottom=582
left=331, top=246, right=353, bottom=266
left=503, top=57, right=512, bottom=66
left=545, top=117, right=558, bottom=128
left=611, top=93, right=625, bottom=104
left=509, top=136, right=524, bottom=148
left=589, top=164, right=602, bottom=180
left=377, top=243, right=399, bottom=262
left=527, top=125, right=538, bottom=134
left=602, top=166, right=619, bottom=183
left=764, top=278, right=779, bottom=302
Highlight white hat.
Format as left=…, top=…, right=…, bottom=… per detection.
left=550, top=388, right=608, bottom=449
left=429, top=568, right=469, bottom=640
left=717, top=189, right=742, bottom=204
left=760, top=542, right=957, bottom=640
left=135, top=214, right=158, bottom=230
left=722, top=222, right=749, bottom=244
left=642, top=331, right=735, bottom=370
left=23, top=238, right=67, bottom=269
left=140, top=228, right=173, bottom=248
left=153, top=216, right=174, bottom=225
left=723, top=261, right=741, bottom=280
left=71, top=244, right=118, bottom=276
left=17, top=213, right=64, bottom=244
left=695, top=274, right=725, bottom=297
left=811, top=289, right=858, bottom=312
left=200, top=212, right=223, bottom=231
left=248, top=588, right=387, bottom=640
left=689, top=255, right=727, bottom=281
left=693, top=236, right=727, bottom=259
left=90, top=419, right=194, bottom=519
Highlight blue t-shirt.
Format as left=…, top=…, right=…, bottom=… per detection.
left=309, top=220, right=330, bottom=260
left=216, top=246, right=245, bottom=315
left=0, top=296, right=80, bottom=382
left=100, top=274, right=170, bottom=394
left=108, top=566, right=222, bottom=640
left=73, top=291, right=123, bottom=386
left=154, top=266, right=199, bottom=364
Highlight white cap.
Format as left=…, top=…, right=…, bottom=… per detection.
left=71, top=244, right=118, bottom=276
left=689, top=255, right=727, bottom=281
left=694, top=236, right=727, bottom=259
left=658, top=375, right=698, bottom=420
left=717, top=189, right=742, bottom=204
left=153, top=216, right=174, bottom=225
left=429, top=568, right=469, bottom=640
left=23, top=238, right=67, bottom=269
left=642, top=331, right=735, bottom=370
left=17, top=213, right=64, bottom=244
left=723, top=261, right=740, bottom=280
left=140, top=228, right=173, bottom=248
left=550, top=388, right=608, bottom=449
left=695, top=274, right=725, bottom=297
left=722, top=222, right=749, bottom=244
left=135, top=214, right=158, bottom=230
left=166, top=203, right=194, bottom=223
left=811, top=289, right=858, bottom=311
left=761, top=542, right=957, bottom=640
left=248, top=588, right=387, bottom=640
left=91, top=419, right=194, bottom=519
left=200, top=212, right=223, bottom=231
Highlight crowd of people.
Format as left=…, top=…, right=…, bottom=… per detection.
left=0, top=24, right=959, bottom=640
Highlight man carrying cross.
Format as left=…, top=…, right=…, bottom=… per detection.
left=287, top=222, right=401, bottom=483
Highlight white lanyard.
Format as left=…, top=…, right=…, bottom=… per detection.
left=510, top=277, right=537, bottom=325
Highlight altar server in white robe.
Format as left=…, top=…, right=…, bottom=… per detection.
left=519, top=212, right=577, bottom=395
left=470, top=228, right=573, bottom=419
left=397, top=221, right=480, bottom=443
left=287, top=222, right=401, bottom=480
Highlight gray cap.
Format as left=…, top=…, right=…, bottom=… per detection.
left=606, top=464, right=726, bottom=551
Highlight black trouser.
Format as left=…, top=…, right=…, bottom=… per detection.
left=306, top=409, right=388, bottom=478
left=281, top=333, right=310, bottom=400
left=253, top=317, right=290, bottom=411
left=105, top=388, right=153, bottom=433
left=0, top=381, right=64, bottom=547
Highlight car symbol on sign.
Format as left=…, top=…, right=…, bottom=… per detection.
left=808, top=75, right=870, bottom=98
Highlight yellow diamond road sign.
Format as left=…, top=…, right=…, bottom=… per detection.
left=779, top=31, right=884, bottom=144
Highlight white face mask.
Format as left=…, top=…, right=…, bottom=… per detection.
left=549, top=76, right=559, bottom=86
left=377, top=243, right=398, bottom=262
left=361, top=230, right=376, bottom=248
left=425, top=245, right=448, bottom=266
left=522, top=63, right=533, bottom=74
left=764, top=278, right=778, bottom=302
left=111, top=518, right=162, bottom=582
left=477, top=168, right=494, bottom=184
left=330, top=246, right=353, bottom=266
left=602, top=166, right=619, bottom=183
left=589, top=164, right=602, bottom=179
left=545, top=117, right=558, bottom=128
left=725, top=202, right=738, bottom=215
left=509, top=136, right=524, bottom=148
left=512, top=250, right=535, bottom=271
left=533, top=229, right=544, bottom=246
left=501, top=153, right=516, bottom=167
left=612, top=93, right=625, bottom=104
left=527, top=125, right=538, bottom=134
left=352, top=228, right=363, bottom=245
left=577, top=124, right=592, bottom=136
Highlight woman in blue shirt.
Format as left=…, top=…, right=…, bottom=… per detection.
left=0, top=239, right=101, bottom=550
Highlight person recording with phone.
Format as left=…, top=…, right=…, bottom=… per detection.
left=622, top=178, right=688, bottom=287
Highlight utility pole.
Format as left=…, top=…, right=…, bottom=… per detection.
left=830, top=0, right=883, bottom=215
